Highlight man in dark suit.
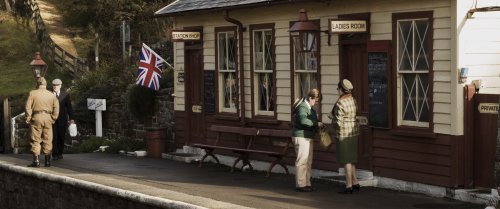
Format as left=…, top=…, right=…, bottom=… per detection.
left=51, top=78, right=74, bottom=160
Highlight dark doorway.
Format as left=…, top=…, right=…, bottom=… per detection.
left=185, top=46, right=204, bottom=145
left=340, top=42, right=372, bottom=170
left=339, top=13, right=372, bottom=170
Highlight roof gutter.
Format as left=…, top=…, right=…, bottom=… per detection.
left=223, top=10, right=246, bottom=126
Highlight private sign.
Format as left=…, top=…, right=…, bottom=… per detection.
left=172, top=31, right=201, bottom=42
left=329, top=19, right=367, bottom=34
left=478, top=103, right=499, bottom=114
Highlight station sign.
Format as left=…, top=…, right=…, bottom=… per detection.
left=329, top=19, right=367, bottom=34
left=171, top=30, right=202, bottom=42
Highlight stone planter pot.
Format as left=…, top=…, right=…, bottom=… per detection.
left=144, top=127, right=167, bottom=158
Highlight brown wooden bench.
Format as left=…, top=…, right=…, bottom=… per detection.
left=254, top=128, right=292, bottom=177
left=192, top=125, right=292, bottom=177
left=191, top=125, right=258, bottom=172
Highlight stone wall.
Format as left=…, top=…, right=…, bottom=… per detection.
left=103, top=87, right=175, bottom=152
left=11, top=87, right=175, bottom=153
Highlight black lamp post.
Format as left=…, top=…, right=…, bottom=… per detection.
left=30, top=52, right=47, bottom=79
left=289, top=9, right=320, bottom=52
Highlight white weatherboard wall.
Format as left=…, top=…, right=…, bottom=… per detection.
left=458, top=1, right=500, bottom=95
left=171, top=0, right=456, bottom=134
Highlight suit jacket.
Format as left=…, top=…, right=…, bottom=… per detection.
left=54, top=90, right=74, bottom=125
left=331, top=94, right=359, bottom=138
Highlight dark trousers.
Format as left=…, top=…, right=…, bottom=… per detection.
left=52, top=123, right=66, bottom=156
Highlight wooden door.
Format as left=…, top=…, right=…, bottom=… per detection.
left=185, top=49, right=204, bottom=144
left=340, top=43, right=372, bottom=170
left=473, top=94, right=499, bottom=188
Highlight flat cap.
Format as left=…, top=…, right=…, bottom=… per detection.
left=52, top=78, right=62, bottom=85
left=37, top=77, right=47, bottom=86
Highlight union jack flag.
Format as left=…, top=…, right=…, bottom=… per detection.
left=135, top=43, right=168, bottom=91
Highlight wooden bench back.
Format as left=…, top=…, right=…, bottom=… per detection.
left=209, top=125, right=258, bottom=136
left=257, top=129, right=291, bottom=138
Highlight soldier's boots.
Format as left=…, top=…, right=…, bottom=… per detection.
left=27, top=155, right=40, bottom=167
left=45, top=155, right=51, bottom=167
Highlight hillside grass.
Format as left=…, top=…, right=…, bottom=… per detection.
left=0, top=11, right=39, bottom=97
left=0, top=11, right=73, bottom=114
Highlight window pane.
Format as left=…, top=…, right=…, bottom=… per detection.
left=223, top=72, right=237, bottom=108
left=418, top=74, right=430, bottom=122
left=254, top=31, right=263, bottom=70
left=398, top=21, right=412, bottom=71
left=264, top=30, right=273, bottom=71
left=297, top=73, right=317, bottom=99
left=402, top=74, right=417, bottom=121
left=415, top=20, right=429, bottom=71
left=258, top=73, right=274, bottom=111
left=294, top=51, right=317, bottom=71
left=227, top=33, right=236, bottom=70
left=218, top=33, right=227, bottom=70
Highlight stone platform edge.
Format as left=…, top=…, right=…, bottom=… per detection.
left=0, top=160, right=206, bottom=209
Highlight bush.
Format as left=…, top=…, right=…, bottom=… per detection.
left=104, top=136, right=146, bottom=153
left=127, top=85, right=156, bottom=120
left=78, top=136, right=106, bottom=153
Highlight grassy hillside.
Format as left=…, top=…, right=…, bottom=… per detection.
left=0, top=11, right=73, bottom=114
left=0, top=11, right=38, bottom=97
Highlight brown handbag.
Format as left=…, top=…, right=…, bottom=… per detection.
left=319, top=126, right=332, bottom=150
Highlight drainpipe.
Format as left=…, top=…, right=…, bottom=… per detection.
left=224, top=10, right=246, bottom=125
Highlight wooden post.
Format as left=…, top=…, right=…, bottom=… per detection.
left=4, top=0, right=11, bottom=12
left=2, top=98, right=11, bottom=153
left=495, top=95, right=500, bottom=193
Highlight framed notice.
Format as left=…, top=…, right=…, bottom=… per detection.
left=367, top=40, right=391, bottom=128
left=203, top=71, right=216, bottom=114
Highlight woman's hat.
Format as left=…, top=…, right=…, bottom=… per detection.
left=341, top=79, right=353, bottom=91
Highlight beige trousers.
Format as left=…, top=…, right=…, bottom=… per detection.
left=30, top=113, right=53, bottom=155
left=293, top=136, right=313, bottom=187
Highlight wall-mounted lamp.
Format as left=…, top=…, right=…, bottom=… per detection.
left=458, top=67, right=468, bottom=84
left=289, top=9, right=320, bottom=52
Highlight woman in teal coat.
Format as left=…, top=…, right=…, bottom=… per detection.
left=292, top=89, right=322, bottom=192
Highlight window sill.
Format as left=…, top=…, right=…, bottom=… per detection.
left=390, top=129, right=437, bottom=139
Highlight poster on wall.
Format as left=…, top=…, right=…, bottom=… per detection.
left=368, top=52, right=389, bottom=128
left=203, top=71, right=216, bottom=114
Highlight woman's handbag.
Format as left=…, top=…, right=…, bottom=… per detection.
left=319, top=125, right=332, bottom=150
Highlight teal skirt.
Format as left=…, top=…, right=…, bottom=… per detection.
left=335, top=136, right=358, bottom=164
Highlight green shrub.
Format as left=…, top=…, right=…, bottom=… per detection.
left=104, top=136, right=146, bottom=153
left=78, top=136, right=106, bottom=153
left=127, top=85, right=156, bottom=120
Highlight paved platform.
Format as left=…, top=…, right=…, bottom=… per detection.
left=0, top=153, right=485, bottom=209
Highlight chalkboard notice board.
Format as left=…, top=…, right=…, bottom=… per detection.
left=203, top=71, right=216, bottom=114
left=368, top=52, right=389, bottom=128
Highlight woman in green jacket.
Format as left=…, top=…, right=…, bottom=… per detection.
left=292, top=89, right=322, bottom=192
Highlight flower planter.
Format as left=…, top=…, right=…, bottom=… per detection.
left=144, top=127, right=166, bottom=158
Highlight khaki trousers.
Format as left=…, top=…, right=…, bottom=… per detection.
left=293, top=136, right=313, bottom=187
left=30, top=113, right=53, bottom=155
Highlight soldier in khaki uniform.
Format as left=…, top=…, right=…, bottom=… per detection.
left=25, top=77, right=59, bottom=167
